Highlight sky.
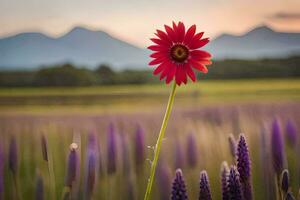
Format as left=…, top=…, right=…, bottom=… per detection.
left=0, top=0, right=300, bottom=47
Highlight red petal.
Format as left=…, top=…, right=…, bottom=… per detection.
left=166, top=65, right=177, bottom=84
left=155, top=29, right=171, bottom=43
left=149, top=57, right=166, bottom=65
left=199, top=59, right=212, bottom=65
left=150, top=52, right=167, bottom=58
left=184, top=25, right=196, bottom=45
left=150, top=38, right=169, bottom=46
left=181, top=67, right=187, bottom=84
left=189, top=38, right=209, bottom=49
left=160, top=64, right=172, bottom=80
left=190, top=50, right=211, bottom=59
left=153, top=63, right=167, bottom=75
left=175, top=65, right=183, bottom=85
left=164, top=25, right=176, bottom=42
left=187, top=32, right=204, bottom=47
left=189, top=60, right=208, bottom=73
left=176, top=22, right=185, bottom=43
left=185, top=65, right=196, bottom=82
left=147, top=45, right=169, bottom=51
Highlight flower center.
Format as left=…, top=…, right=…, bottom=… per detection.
left=170, top=44, right=189, bottom=63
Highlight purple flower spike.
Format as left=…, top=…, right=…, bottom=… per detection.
left=107, top=123, right=117, bottom=174
left=228, top=165, right=243, bottom=200
left=85, top=152, right=96, bottom=200
left=134, top=125, right=145, bottom=167
left=35, top=175, right=44, bottom=200
left=281, top=169, right=289, bottom=194
left=285, top=119, right=297, bottom=147
left=9, top=136, right=18, bottom=175
left=236, top=134, right=253, bottom=200
left=65, top=143, right=78, bottom=187
left=271, top=119, right=285, bottom=175
left=174, top=140, right=184, bottom=169
left=220, top=162, right=229, bottom=200
left=187, top=133, right=197, bottom=168
left=41, top=134, right=48, bottom=162
left=199, top=170, right=212, bottom=200
left=171, top=169, right=188, bottom=200
left=228, top=134, right=236, bottom=158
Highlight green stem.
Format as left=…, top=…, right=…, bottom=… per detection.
left=144, top=81, right=177, bottom=200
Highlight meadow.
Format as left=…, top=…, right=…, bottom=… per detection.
left=0, top=78, right=299, bottom=199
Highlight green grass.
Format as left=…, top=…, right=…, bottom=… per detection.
left=0, top=79, right=299, bottom=114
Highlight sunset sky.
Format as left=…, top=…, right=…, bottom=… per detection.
left=0, top=0, right=299, bottom=47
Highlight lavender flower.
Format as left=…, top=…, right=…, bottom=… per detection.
left=228, top=165, right=243, bottom=200
left=199, top=170, right=212, bottom=200
left=107, top=123, right=117, bottom=174
left=9, top=136, right=18, bottom=175
left=271, top=119, right=285, bottom=175
left=157, top=164, right=171, bottom=200
left=41, top=134, right=48, bottom=162
left=134, top=125, right=145, bottom=167
left=84, top=152, right=96, bottom=200
left=281, top=169, right=289, bottom=194
left=65, top=143, right=78, bottom=187
left=236, top=134, right=253, bottom=200
left=285, top=119, right=297, bottom=147
left=35, top=175, right=44, bottom=200
left=228, top=134, right=236, bottom=158
left=171, top=169, right=188, bottom=200
left=220, top=162, right=229, bottom=200
left=186, top=133, right=197, bottom=168
left=174, top=140, right=184, bottom=169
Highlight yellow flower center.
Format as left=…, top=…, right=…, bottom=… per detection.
left=170, top=44, right=189, bottom=63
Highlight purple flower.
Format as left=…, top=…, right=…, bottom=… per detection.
left=236, top=134, right=253, bottom=200
left=199, top=170, right=212, bottom=200
left=281, top=169, right=289, bottom=194
left=9, top=136, right=18, bottom=175
left=228, top=165, right=243, bottom=200
left=107, top=123, right=117, bottom=174
left=271, top=119, right=285, bottom=175
left=41, top=134, right=48, bottom=162
left=65, top=143, right=78, bottom=187
left=35, top=175, right=44, bottom=200
left=84, top=152, right=96, bottom=200
left=121, top=133, right=130, bottom=174
left=156, top=164, right=171, bottom=200
left=220, top=162, right=229, bottom=200
left=171, top=169, right=188, bottom=200
left=285, top=119, right=297, bottom=147
left=134, top=125, right=145, bottom=167
left=228, top=134, right=236, bottom=158
left=186, top=133, right=197, bottom=168
left=174, top=140, right=184, bottom=169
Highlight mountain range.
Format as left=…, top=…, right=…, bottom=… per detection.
left=0, top=25, right=299, bottom=70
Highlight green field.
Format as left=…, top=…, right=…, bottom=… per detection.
left=0, top=78, right=299, bottom=114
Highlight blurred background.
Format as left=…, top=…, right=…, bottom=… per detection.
left=0, top=0, right=299, bottom=199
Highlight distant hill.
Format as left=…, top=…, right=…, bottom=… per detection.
left=0, top=25, right=300, bottom=70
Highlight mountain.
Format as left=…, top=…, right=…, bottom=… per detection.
left=205, top=25, right=300, bottom=59
left=0, top=25, right=300, bottom=70
left=0, top=27, right=148, bottom=70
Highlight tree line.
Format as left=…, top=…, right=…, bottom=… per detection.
left=0, top=56, right=299, bottom=87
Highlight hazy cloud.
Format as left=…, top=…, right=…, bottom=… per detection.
left=269, top=12, right=300, bottom=20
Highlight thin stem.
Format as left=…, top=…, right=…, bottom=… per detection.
left=144, top=81, right=177, bottom=200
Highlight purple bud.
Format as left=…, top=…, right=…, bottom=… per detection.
left=171, top=169, right=188, bottom=200
left=41, top=134, right=48, bottom=162
left=107, top=123, right=117, bottom=174
left=65, top=144, right=78, bottom=187
left=0, top=143, right=4, bottom=200
left=285, top=192, right=296, bottom=200
left=199, top=170, right=212, bottom=200
left=35, top=175, right=44, bottom=200
left=236, top=134, right=253, bottom=200
left=134, top=125, right=145, bottom=167
left=174, top=140, right=184, bottom=169
left=186, top=133, right=197, bottom=168
left=228, top=134, right=236, bottom=158
left=281, top=169, right=289, bottom=194
left=285, top=119, right=297, bottom=147
left=84, top=151, right=96, bottom=200
left=220, top=162, right=229, bottom=200
left=156, top=164, right=171, bottom=200
left=271, top=119, right=285, bottom=175
left=9, top=136, right=18, bottom=175
left=228, top=165, right=243, bottom=200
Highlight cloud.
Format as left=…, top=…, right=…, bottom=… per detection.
left=268, top=12, right=300, bottom=20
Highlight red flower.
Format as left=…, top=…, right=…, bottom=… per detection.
left=148, top=22, right=212, bottom=85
